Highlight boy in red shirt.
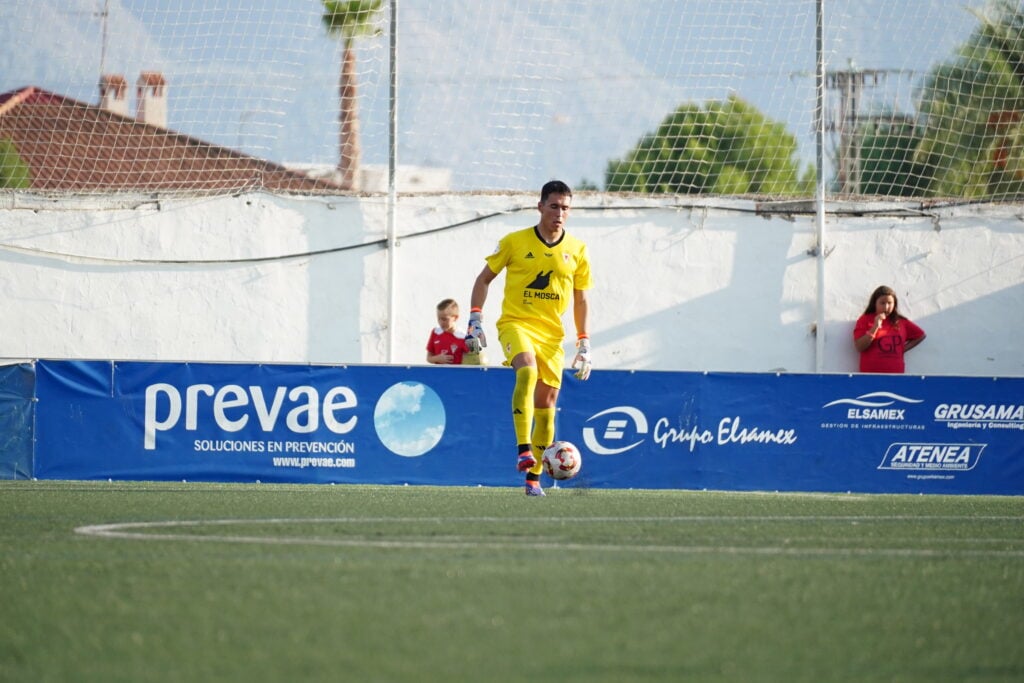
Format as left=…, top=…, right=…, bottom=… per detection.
left=426, top=298, right=479, bottom=364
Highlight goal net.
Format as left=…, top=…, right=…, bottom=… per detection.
left=0, top=0, right=1020, bottom=200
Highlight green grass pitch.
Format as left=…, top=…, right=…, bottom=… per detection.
left=2, top=481, right=1022, bottom=682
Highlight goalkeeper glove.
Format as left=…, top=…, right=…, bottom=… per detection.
left=572, top=336, right=592, bottom=381
left=466, top=309, right=487, bottom=353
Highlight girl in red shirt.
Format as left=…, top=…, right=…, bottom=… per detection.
left=853, top=285, right=926, bottom=373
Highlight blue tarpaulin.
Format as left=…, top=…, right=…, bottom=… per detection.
left=0, top=363, right=35, bottom=479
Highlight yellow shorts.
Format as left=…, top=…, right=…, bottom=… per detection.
left=497, top=325, right=565, bottom=389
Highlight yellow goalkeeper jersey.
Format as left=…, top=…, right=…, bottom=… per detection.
left=485, top=226, right=592, bottom=341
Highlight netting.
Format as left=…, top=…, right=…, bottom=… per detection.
left=1, top=0, right=1021, bottom=199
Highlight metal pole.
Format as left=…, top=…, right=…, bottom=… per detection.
left=97, top=0, right=110, bottom=87
left=814, top=0, right=827, bottom=372
left=386, top=0, right=399, bottom=362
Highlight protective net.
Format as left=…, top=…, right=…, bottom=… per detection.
left=1, top=0, right=1021, bottom=199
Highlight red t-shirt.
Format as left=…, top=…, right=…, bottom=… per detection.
left=426, top=328, right=469, bottom=364
left=853, top=314, right=925, bottom=373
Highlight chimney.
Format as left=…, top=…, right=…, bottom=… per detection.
left=98, top=74, right=128, bottom=117
left=136, top=71, right=167, bottom=128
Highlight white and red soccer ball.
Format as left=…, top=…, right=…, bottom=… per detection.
left=542, top=441, right=582, bottom=481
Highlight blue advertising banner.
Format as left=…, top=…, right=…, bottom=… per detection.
left=34, top=360, right=514, bottom=485
left=33, top=360, right=1024, bottom=494
left=0, top=362, right=35, bottom=479
left=559, top=371, right=1024, bottom=495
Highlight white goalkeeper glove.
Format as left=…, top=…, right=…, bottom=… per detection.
left=465, top=309, right=487, bottom=353
left=572, top=336, right=592, bottom=381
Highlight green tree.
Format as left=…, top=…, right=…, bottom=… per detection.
left=321, top=0, right=384, bottom=191
left=856, top=119, right=930, bottom=197
left=605, top=95, right=813, bottom=196
left=914, top=0, right=1024, bottom=198
left=0, top=138, right=31, bottom=189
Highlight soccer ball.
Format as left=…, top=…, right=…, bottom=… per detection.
left=542, top=441, right=582, bottom=480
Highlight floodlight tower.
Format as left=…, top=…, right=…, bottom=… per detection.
left=826, top=62, right=888, bottom=195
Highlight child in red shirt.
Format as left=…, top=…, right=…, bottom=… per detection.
left=853, top=285, right=926, bottom=373
left=426, top=298, right=473, bottom=364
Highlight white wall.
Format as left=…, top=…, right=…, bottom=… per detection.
left=1, top=192, right=1021, bottom=376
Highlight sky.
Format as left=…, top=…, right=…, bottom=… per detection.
left=1, top=0, right=982, bottom=191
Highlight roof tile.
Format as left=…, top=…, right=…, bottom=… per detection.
left=0, top=86, right=343, bottom=194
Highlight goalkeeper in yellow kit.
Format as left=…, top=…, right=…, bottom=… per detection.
left=466, top=180, right=592, bottom=496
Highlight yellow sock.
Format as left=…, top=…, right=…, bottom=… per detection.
left=531, top=407, right=555, bottom=476
left=511, top=365, right=537, bottom=447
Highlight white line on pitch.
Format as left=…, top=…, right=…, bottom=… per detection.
left=74, top=517, right=1024, bottom=559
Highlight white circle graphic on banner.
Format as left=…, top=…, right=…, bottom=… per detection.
left=374, top=382, right=445, bottom=457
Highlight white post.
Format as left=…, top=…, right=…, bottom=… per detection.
left=814, top=0, right=827, bottom=372
left=386, top=0, right=399, bottom=362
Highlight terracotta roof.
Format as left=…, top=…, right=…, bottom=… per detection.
left=0, top=86, right=342, bottom=194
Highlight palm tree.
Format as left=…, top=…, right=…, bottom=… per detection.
left=321, top=0, right=384, bottom=191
